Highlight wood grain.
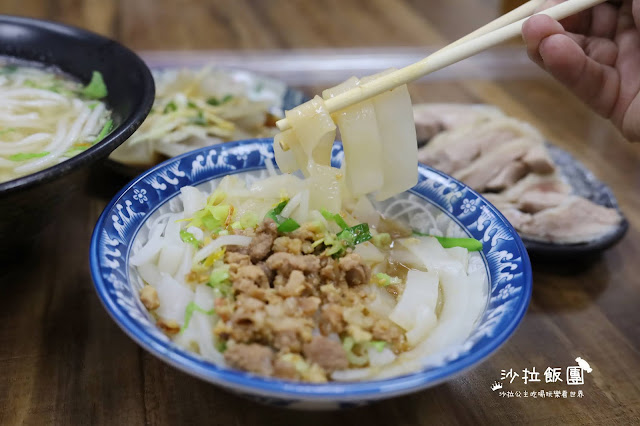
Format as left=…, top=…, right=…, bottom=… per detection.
left=1, top=0, right=639, bottom=424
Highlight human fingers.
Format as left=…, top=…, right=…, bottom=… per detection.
left=522, top=14, right=566, bottom=67
left=538, top=33, right=619, bottom=118
left=536, top=0, right=593, bottom=33
left=617, top=1, right=636, bottom=32
left=589, top=2, right=620, bottom=38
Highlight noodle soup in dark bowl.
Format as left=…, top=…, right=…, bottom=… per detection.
left=0, top=15, right=154, bottom=259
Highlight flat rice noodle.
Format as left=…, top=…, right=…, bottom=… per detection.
left=389, top=246, right=422, bottom=269
left=364, top=284, right=397, bottom=318
left=331, top=367, right=374, bottom=382
left=409, top=270, right=471, bottom=355
left=368, top=347, right=397, bottom=367
left=444, top=246, right=469, bottom=272
left=249, top=173, right=305, bottom=199
left=306, top=163, right=342, bottom=213
left=193, top=235, right=252, bottom=263
left=180, top=186, right=207, bottom=218
left=351, top=196, right=380, bottom=227
left=361, top=70, right=418, bottom=201
left=289, top=189, right=309, bottom=224
left=323, top=78, right=383, bottom=196
left=388, top=256, right=486, bottom=363
left=398, top=237, right=465, bottom=275
left=173, top=245, right=194, bottom=283
left=285, top=96, right=336, bottom=167
left=460, top=270, right=487, bottom=328
left=175, top=285, right=226, bottom=365
left=308, top=209, right=329, bottom=229
left=186, top=226, right=204, bottom=241
left=405, top=308, right=437, bottom=346
left=280, top=190, right=303, bottom=218
left=137, top=262, right=161, bottom=287
left=354, top=241, right=385, bottom=264
left=154, top=273, right=194, bottom=324
left=274, top=130, right=307, bottom=174
left=157, top=244, right=185, bottom=276
left=389, top=270, right=439, bottom=331
left=163, top=214, right=183, bottom=244
left=130, top=236, right=164, bottom=267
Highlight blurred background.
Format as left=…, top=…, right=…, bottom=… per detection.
left=2, top=0, right=526, bottom=49
left=0, top=0, right=551, bottom=99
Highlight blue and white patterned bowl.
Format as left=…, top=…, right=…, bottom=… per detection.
left=89, top=138, right=532, bottom=410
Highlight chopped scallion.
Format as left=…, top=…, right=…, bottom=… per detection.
left=412, top=231, right=483, bottom=251
left=180, top=229, right=201, bottom=249
left=277, top=217, right=300, bottom=233
left=321, top=208, right=349, bottom=230
left=95, top=119, right=113, bottom=143
left=8, top=152, right=49, bottom=161
left=369, top=341, right=387, bottom=352
left=163, top=101, right=178, bottom=114
left=342, top=337, right=369, bottom=366
left=82, top=71, right=108, bottom=99
left=181, top=302, right=215, bottom=332
left=338, top=223, right=372, bottom=245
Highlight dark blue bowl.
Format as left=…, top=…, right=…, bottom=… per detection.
left=0, top=15, right=154, bottom=256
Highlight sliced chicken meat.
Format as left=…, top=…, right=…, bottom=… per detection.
left=517, top=196, right=622, bottom=244
left=493, top=172, right=571, bottom=204
left=413, top=103, right=505, bottom=142
left=485, top=161, right=529, bottom=192
left=452, top=139, right=532, bottom=192
left=517, top=190, right=567, bottom=213
left=414, top=103, right=623, bottom=245
left=522, top=143, right=555, bottom=174
left=419, top=118, right=545, bottom=175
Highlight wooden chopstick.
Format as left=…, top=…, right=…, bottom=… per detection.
left=276, top=0, right=606, bottom=136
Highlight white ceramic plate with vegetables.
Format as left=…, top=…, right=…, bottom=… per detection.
left=107, top=66, right=307, bottom=175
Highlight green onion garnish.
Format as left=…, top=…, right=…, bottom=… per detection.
left=338, top=223, right=372, bottom=245
left=82, top=71, right=108, bottom=99
left=181, top=302, right=215, bottom=332
left=369, top=341, right=387, bottom=352
left=277, top=217, right=300, bottom=233
left=95, top=119, right=113, bottom=143
left=264, top=200, right=300, bottom=233
left=342, top=337, right=369, bottom=366
left=208, top=267, right=232, bottom=297
left=321, top=208, right=349, bottom=230
left=189, top=110, right=207, bottom=126
left=413, top=231, right=483, bottom=251
left=163, top=101, right=178, bottom=113
left=180, top=229, right=201, bottom=249
left=8, top=152, right=49, bottom=161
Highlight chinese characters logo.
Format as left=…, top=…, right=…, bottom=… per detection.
left=492, top=357, right=592, bottom=399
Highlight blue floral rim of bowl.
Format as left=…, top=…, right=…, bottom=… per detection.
left=90, top=138, right=532, bottom=404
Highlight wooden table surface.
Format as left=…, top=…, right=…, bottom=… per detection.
left=1, top=1, right=639, bottom=424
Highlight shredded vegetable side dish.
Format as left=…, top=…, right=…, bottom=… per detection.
left=110, top=67, right=280, bottom=166
left=0, top=60, right=112, bottom=183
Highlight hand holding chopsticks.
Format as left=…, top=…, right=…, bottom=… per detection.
left=276, top=0, right=607, bottom=135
